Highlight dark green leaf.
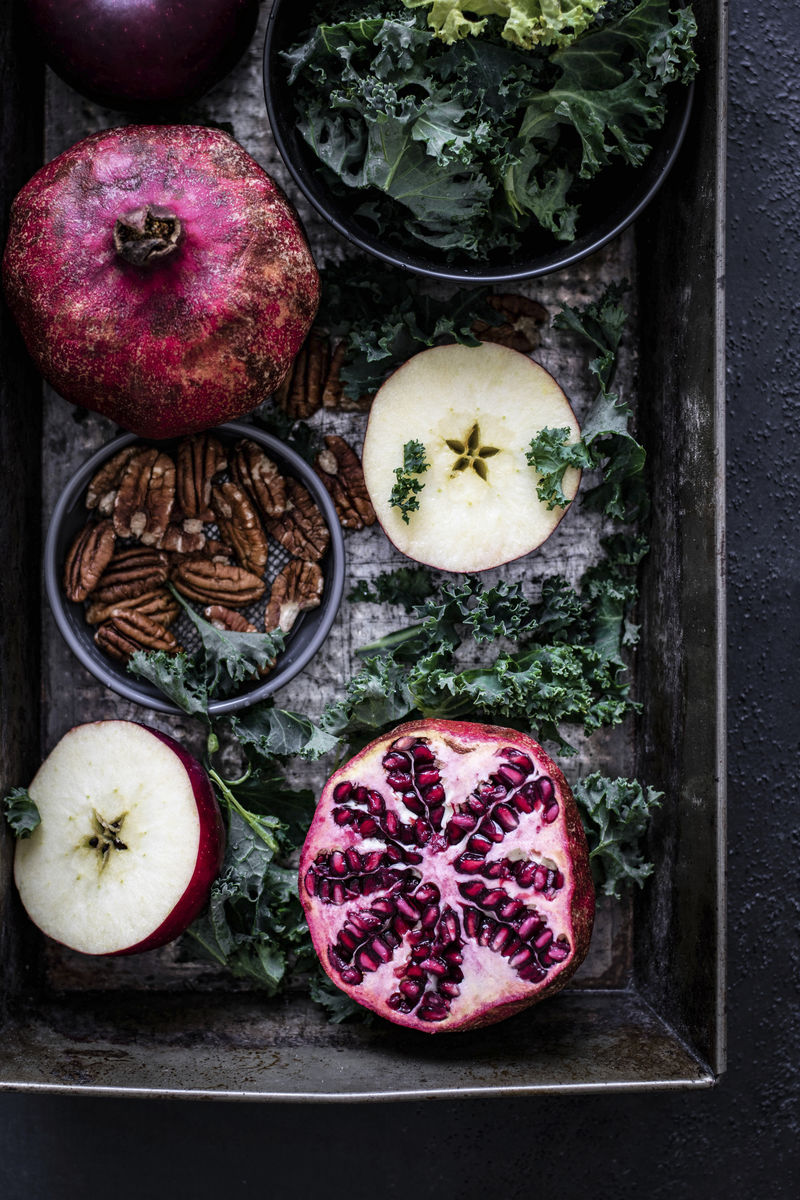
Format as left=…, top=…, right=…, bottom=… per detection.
left=573, top=773, right=662, bottom=898
left=2, top=788, right=41, bottom=839
left=349, top=566, right=437, bottom=612
left=128, top=650, right=209, bottom=717
left=230, top=704, right=339, bottom=762
left=390, top=438, right=429, bottom=523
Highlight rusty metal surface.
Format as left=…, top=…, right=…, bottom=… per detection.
left=0, top=0, right=725, bottom=1097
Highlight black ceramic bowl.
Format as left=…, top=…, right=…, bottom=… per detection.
left=264, top=1, right=694, bottom=284
left=45, top=421, right=345, bottom=716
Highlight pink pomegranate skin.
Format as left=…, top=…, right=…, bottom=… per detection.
left=2, top=125, right=319, bottom=438
left=300, top=719, right=595, bottom=1033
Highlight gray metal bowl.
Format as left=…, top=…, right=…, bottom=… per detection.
left=44, top=421, right=345, bottom=716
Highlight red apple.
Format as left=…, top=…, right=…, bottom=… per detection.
left=24, top=0, right=260, bottom=110
left=13, top=721, right=224, bottom=956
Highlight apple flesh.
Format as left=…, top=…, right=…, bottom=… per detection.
left=13, top=721, right=224, bottom=956
left=24, top=0, right=260, bottom=110
left=361, top=342, right=581, bottom=573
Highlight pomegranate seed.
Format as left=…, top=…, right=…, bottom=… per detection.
left=383, top=811, right=399, bottom=836
left=455, top=852, right=485, bottom=874
left=399, top=978, right=422, bottom=1000
left=463, top=908, right=480, bottom=938
left=402, top=792, right=425, bottom=816
left=467, top=796, right=486, bottom=815
left=358, top=817, right=379, bottom=836
left=500, top=936, right=522, bottom=959
left=439, top=910, right=460, bottom=943
left=496, top=763, right=526, bottom=789
left=439, top=981, right=461, bottom=998
left=494, top=804, right=519, bottom=831
left=391, top=736, right=416, bottom=751
left=458, top=880, right=485, bottom=901
left=414, top=819, right=431, bottom=846
left=491, top=926, right=510, bottom=952
left=350, top=910, right=380, bottom=933
left=501, top=748, right=534, bottom=773
left=411, top=942, right=430, bottom=959
left=371, top=937, right=392, bottom=962
left=395, top=896, right=419, bottom=922
left=517, top=915, right=541, bottom=940
left=360, top=876, right=377, bottom=895
left=345, top=848, right=361, bottom=871
left=515, top=862, right=537, bottom=887
left=478, top=920, right=496, bottom=947
left=333, top=808, right=353, bottom=826
left=449, top=811, right=477, bottom=832
left=387, top=993, right=403, bottom=1010
left=383, top=929, right=400, bottom=948
left=448, top=965, right=464, bottom=983
left=329, top=851, right=346, bottom=876
left=483, top=860, right=506, bottom=880
left=443, top=949, right=463, bottom=965
left=354, top=786, right=369, bottom=804
left=387, top=771, right=412, bottom=790
left=468, top=834, right=492, bottom=855
left=533, top=866, right=547, bottom=891
left=318, top=880, right=331, bottom=902
left=535, top=777, right=555, bottom=804
left=367, top=790, right=385, bottom=815
left=362, top=850, right=385, bottom=872
left=382, top=752, right=409, bottom=771
left=411, top=743, right=435, bottom=763
left=420, top=956, right=447, bottom=976
left=513, top=783, right=537, bottom=813
left=340, top=967, right=363, bottom=985
left=333, top=781, right=353, bottom=803
left=429, top=806, right=445, bottom=828
left=304, top=870, right=316, bottom=896
left=499, top=898, right=524, bottom=921
left=332, top=883, right=345, bottom=905
left=517, top=961, right=547, bottom=982
left=482, top=889, right=508, bottom=909
left=356, top=948, right=380, bottom=972
left=548, top=940, right=570, bottom=962
left=328, top=947, right=347, bottom=972
left=416, top=769, right=440, bottom=789
left=405, top=963, right=425, bottom=979
left=510, top=948, right=533, bottom=969
left=405, top=850, right=424, bottom=866
left=535, top=930, right=553, bottom=949
left=544, top=803, right=560, bottom=823
left=418, top=1007, right=448, bottom=1023
left=478, top=818, right=504, bottom=843
left=424, top=784, right=445, bottom=806
left=414, top=882, right=440, bottom=904
left=393, top=915, right=410, bottom=936
left=554, top=870, right=565, bottom=890
left=421, top=904, right=440, bottom=929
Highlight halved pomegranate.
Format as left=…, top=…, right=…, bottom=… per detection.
left=300, top=720, right=595, bottom=1033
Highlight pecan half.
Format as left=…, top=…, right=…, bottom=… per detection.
left=472, top=294, right=548, bottom=354
left=322, top=341, right=373, bottom=411
left=264, top=560, right=324, bottom=635
left=113, top=447, right=175, bottom=545
left=211, top=480, right=269, bottom=575
left=95, top=610, right=181, bottom=663
left=171, top=558, right=266, bottom=608
left=176, top=433, right=227, bottom=524
left=203, top=605, right=258, bottom=634
left=267, top=478, right=330, bottom=562
left=86, top=587, right=180, bottom=628
left=64, top=519, right=116, bottom=603
left=314, top=435, right=376, bottom=531
left=273, top=328, right=330, bottom=419
left=231, top=439, right=287, bottom=521
left=86, top=446, right=139, bottom=515
left=158, top=523, right=207, bottom=555
left=92, top=546, right=170, bottom=606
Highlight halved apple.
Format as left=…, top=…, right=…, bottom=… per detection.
left=14, top=721, right=224, bottom=956
left=362, top=342, right=581, bottom=572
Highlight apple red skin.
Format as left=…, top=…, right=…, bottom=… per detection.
left=24, top=1, right=259, bottom=110
left=110, top=725, right=225, bottom=956
left=300, top=718, right=596, bottom=1032
left=2, top=125, right=320, bottom=438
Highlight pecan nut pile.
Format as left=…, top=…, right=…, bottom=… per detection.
left=65, top=430, right=337, bottom=671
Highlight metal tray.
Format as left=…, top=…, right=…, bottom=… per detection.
left=0, top=0, right=727, bottom=1098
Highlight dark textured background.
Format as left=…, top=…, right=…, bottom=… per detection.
left=1, top=0, right=797, bottom=1194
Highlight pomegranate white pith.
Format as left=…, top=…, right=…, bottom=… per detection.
left=361, top=342, right=581, bottom=572
left=300, top=720, right=595, bottom=1032
left=14, top=721, right=224, bottom=956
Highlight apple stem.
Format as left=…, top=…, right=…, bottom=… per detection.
left=113, top=206, right=182, bottom=267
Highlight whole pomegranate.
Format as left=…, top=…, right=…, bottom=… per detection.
left=300, top=720, right=595, bottom=1033
left=2, top=125, right=319, bottom=438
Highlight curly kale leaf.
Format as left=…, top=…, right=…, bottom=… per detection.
left=526, top=425, right=592, bottom=509
left=2, top=788, right=41, bottom=839
left=128, top=649, right=209, bottom=717
left=573, top=773, right=662, bottom=897
left=317, top=262, right=500, bottom=399
left=229, top=704, right=339, bottom=763
left=403, top=0, right=607, bottom=50
left=390, top=438, right=430, bottom=523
